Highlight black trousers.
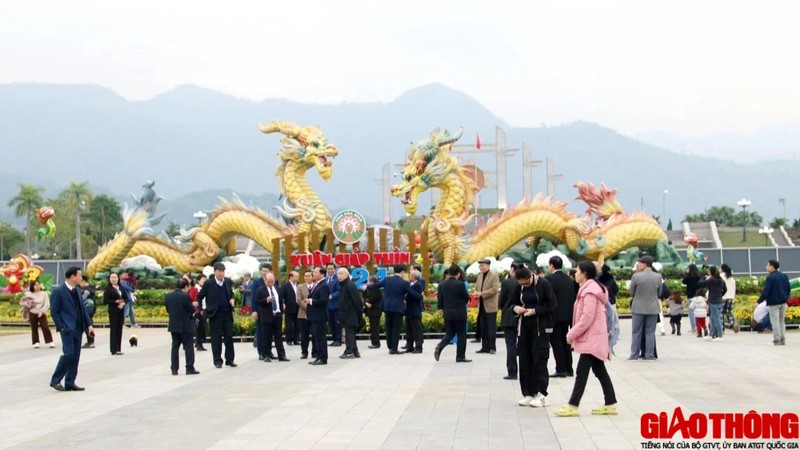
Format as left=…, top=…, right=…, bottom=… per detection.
left=408, top=316, right=423, bottom=350
left=568, top=353, right=617, bottom=406
left=503, top=326, right=518, bottom=376
left=474, top=302, right=484, bottom=341
left=344, top=326, right=360, bottom=355
left=298, top=319, right=311, bottom=356
left=327, top=308, right=341, bottom=344
left=209, top=314, right=235, bottom=366
left=108, top=306, right=124, bottom=354
left=480, top=312, right=498, bottom=351
left=435, top=319, right=467, bottom=360
left=310, top=320, right=328, bottom=362
left=260, top=316, right=286, bottom=358
left=518, top=319, right=550, bottom=397
left=551, top=320, right=573, bottom=375
left=195, top=313, right=207, bottom=347
left=385, top=312, right=403, bottom=351
left=170, top=331, right=195, bottom=372
left=284, top=312, right=298, bottom=343
left=368, top=314, right=381, bottom=347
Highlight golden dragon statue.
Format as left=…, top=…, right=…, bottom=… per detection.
left=391, top=128, right=669, bottom=265
left=87, top=121, right=338, bottom=277
left=258, top=121, right=338, bottom=236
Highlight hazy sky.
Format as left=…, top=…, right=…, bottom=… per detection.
left=2, top=1, right=798, bottom=136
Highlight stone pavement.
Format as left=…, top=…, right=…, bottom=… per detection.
left=0, top=321, right=796, bottom=450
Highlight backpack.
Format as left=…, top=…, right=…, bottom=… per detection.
left=605, top=301, right=620, bottom=359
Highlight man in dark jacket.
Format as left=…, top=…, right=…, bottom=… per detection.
left=282, top=271, right=300, bottom=345
left=307, top=267, right=330, bottom=365
left=363, top=277, right=383, bottom=349
left=434, top=265, right=472, bottom=363
left=404, top=270, right=425, bottom=353
left=497, top=261, right=524, bottom=380
left=166, top=279, right=199, bottom=376
left=197, top=262, right=237, bottom=369
left=256, top=273, right=290, bottom=362
left=325, top=263, right=342, bottom=347
left=336, top=268, right=363, bottom=359
left=546, top=256, right=573, bottom=378
left=365, top=265, right=422, bottom=354
left=758, top=259, right=790, bottom=346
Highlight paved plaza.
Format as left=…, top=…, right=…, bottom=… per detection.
left=0, top=321, right=796, bottom=450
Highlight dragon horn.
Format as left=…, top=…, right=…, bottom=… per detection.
left=436, top=127, right=464, bottom=146
left=258, top=121, right=301, bottom=139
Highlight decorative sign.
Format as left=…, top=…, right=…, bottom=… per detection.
left=291, top=249, right=411, bottom=268
left=332, top=209, right=366, bottom=245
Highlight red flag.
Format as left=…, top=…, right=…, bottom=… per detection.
left=476, top=133, right=481, bottom=150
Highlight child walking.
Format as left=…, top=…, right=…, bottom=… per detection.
left=667, top=292, right=684, bottom=336
left=689, top=288, right=708, bottom=338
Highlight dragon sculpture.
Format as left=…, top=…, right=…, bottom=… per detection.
left=87, top=121, right=338, bottom=277
left=391, top=128, right=670, bottom=265
left=258, top=121, right=338, bottom=236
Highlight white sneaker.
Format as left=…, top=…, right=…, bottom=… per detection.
left=530, top=393, right=550, bottom=408
left=704, top=336, right=713, bottom=341
left=33, top=343, right=40, bottom=349
left=712, top=337, right=724, bottom=342
left=518, top=396, right=534, bottom=406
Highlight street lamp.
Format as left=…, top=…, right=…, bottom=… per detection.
left=662, top=190, right=669, bottom=229
left=193, top=210, right=207, bottom=225
left=737, top=198, right=751, bottom=243
left=759, top=225, right=774, bottom=247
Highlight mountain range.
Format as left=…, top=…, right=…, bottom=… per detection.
left=0, top=82, right=797, bottom=231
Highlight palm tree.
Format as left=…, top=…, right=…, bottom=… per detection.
left=61, top=181, right=92, bottom=260
left=7, top=183, right=44, bottom=256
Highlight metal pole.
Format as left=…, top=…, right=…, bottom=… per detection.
left=741, top=205, right=746, bottom=242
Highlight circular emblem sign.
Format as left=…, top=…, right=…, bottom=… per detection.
left=332, top=210, right=367, bottom=245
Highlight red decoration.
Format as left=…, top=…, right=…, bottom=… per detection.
left=476, top=133, right=481, bottom=150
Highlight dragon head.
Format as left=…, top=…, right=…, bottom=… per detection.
left=259, top=121, right=338, bottom=181
left=391, top=127, right=463, bottom=215
left=573, top=181, right=623, bottom=220
left=36, top=206, right=54, bottom=223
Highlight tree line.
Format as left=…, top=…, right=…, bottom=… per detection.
left=3, top=182, right=123, bottom=260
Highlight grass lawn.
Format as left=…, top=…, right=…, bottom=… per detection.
left=718, top=230, right=773, bottom=248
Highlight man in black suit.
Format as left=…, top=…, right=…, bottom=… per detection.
left=282, top=271, right=300, bottom=345
left=166, top=279, right=199, bottom=375
left=403, top=265, right=426, bottom=352
left=256, top=273, right=290, bottom=362
left=250, top=263, right=275, bottom=358
left=307, top=267, right=330, bottom=365
left=404, top=269, right=425, bottom=353
left=546, top=256, right=575, bottom=378
left=197, top=262, right=237, bottom=368
left=365, top=265, right=422, bottom=354
left=434, top=265, right=471, bottom=363
left=50, top=266, right=94, bottom=391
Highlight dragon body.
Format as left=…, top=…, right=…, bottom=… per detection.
left=87, top=121, right=336, bottom=277
left=392, top=129, right=668, bottom=265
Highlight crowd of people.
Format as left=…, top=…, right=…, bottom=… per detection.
left=35, top=255, right=791, bottom=418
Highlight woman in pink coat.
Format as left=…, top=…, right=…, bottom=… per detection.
left=554, top=261, right=618, bottom=417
